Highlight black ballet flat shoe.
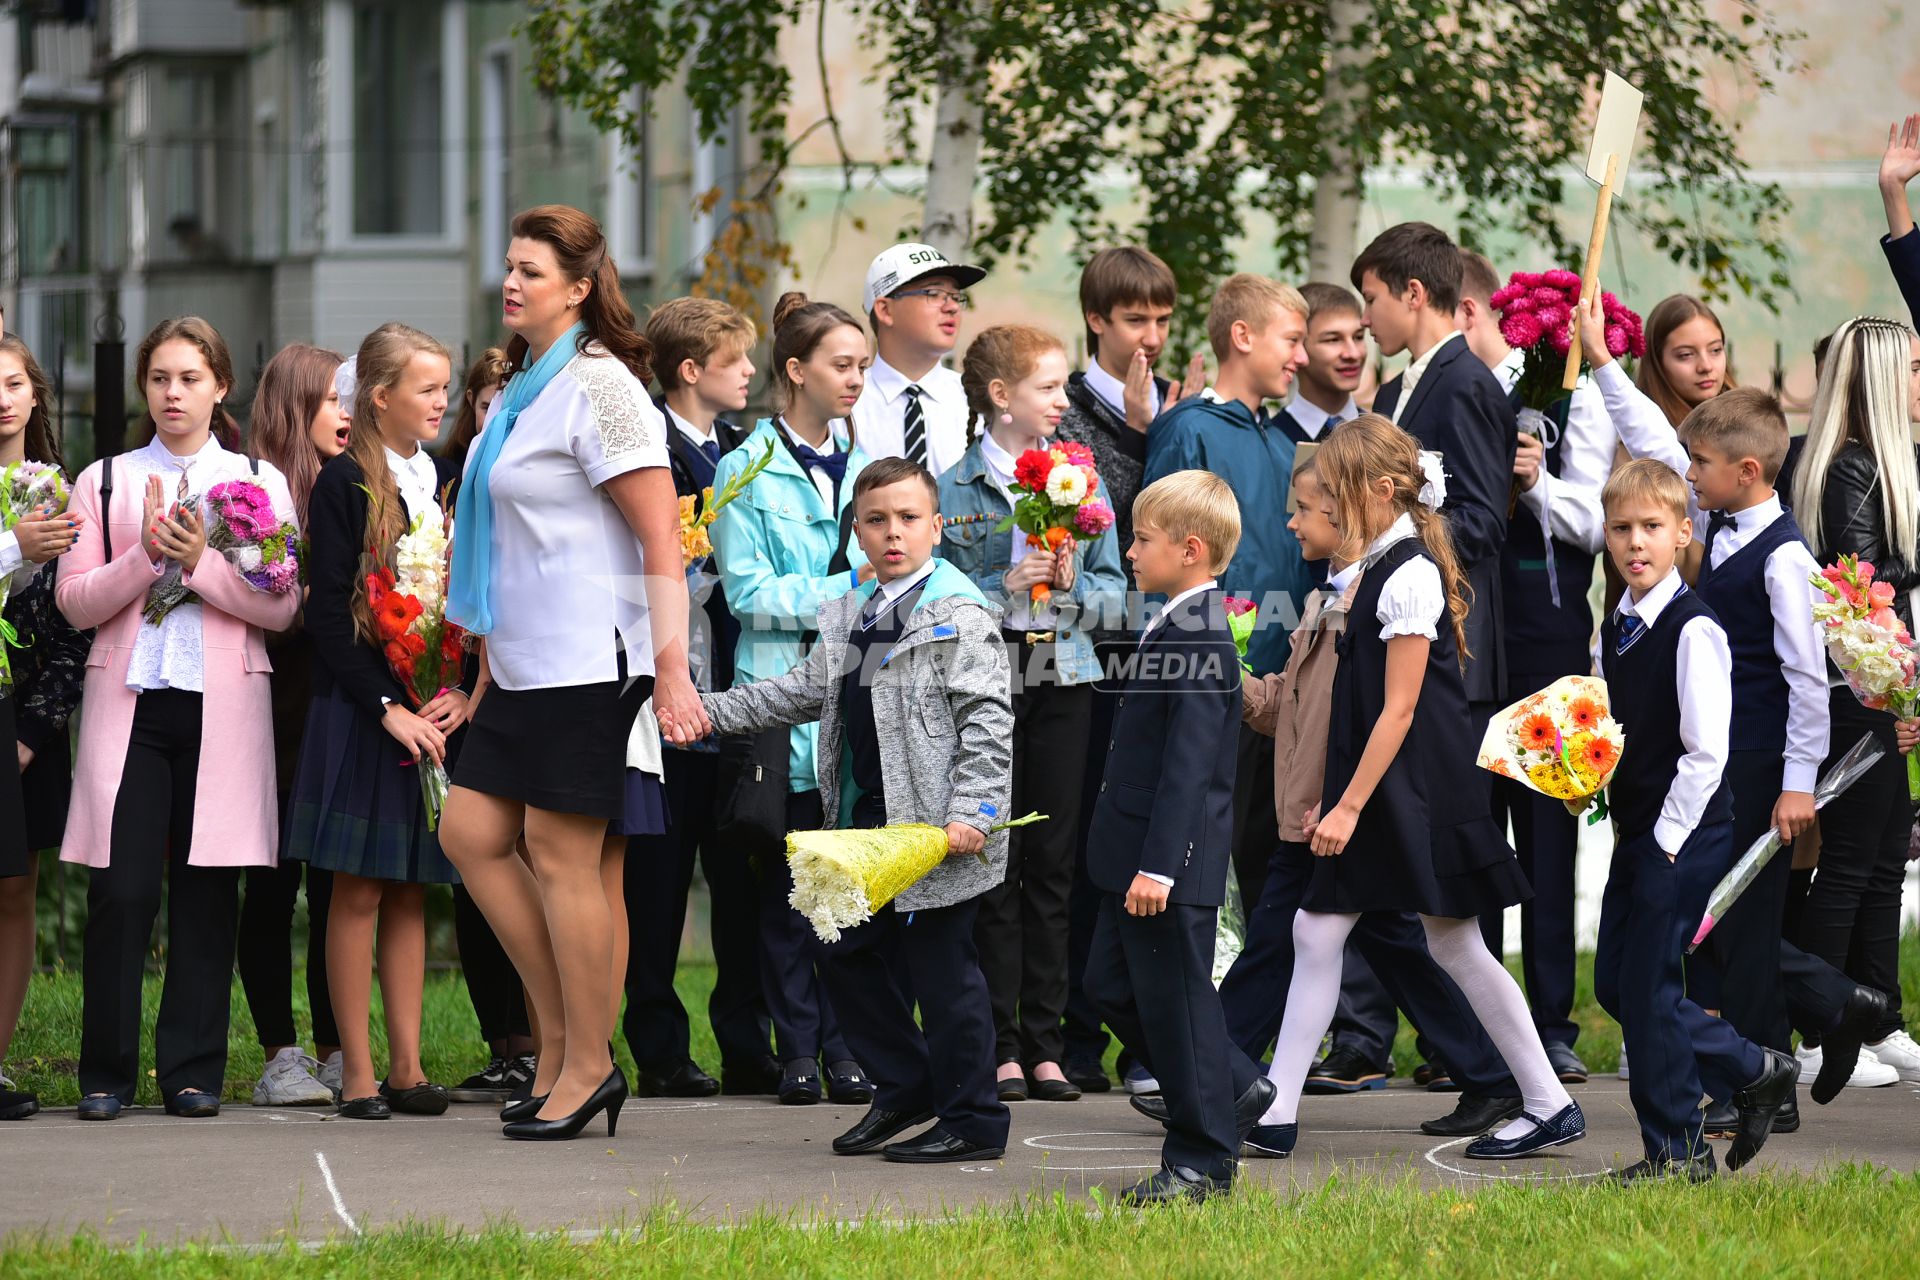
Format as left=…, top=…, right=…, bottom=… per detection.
left=826, top=1060, right=875, bottom=1105
left=164, top=1090, right=221, bottom=1118
left=379, top=1079, right=450, bottom=1116
left=1119, top=1163, right=1232, bottom=1205
left=1812, top=986, right=1889, bottom=1105
left=0, top=1088, right=39, bottom=1120
left=500, top=1092, right=548, bottom=1123
left=502, top=1068, right=628, bottom=1141
left=997, top=1071, right=1030, bottom=1102
left=1234, top=1078, right=1278, bottom=1146
left=1614, top=1149, right=1716, bottom=1184
left=77, top=1094, right=122, bottom=1121
left=637, top=1059, right=720, bottom=1099
left=1463, top=1101, right=1586, bottom=1160
left=833, top=1105, right=936, bottom=1155
left=337, top=1094, right=392, bottom=1120
left=1242, top=1123, right=1297, bottom=1159
left=1726, top=1049, right=1796, bottom=1171
left=1029, top=1076, right=1082, bottom=1102
left=1419, top=1093, right=1523, bottom=1137
left=881, top=1123, right=1005, bottom=1164
left=778, top=1057, right=822, bottom=1106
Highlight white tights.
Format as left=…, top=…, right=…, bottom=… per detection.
left=1261, top=911, right=1572, bottom=1140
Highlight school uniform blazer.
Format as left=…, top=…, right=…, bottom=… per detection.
left=1084, top=587, right=1241, bottom=907
left=1374, top=339, right=1517, bottom=703
left=55, top=457, right=301, bottom=869
left=1883, top=228, right=1920, bottom=332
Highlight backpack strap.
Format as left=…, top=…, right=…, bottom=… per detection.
left=99, top=454, right=115, bottom=563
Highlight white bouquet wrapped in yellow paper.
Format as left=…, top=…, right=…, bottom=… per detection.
left=787, top=813, right=1046, bottom=943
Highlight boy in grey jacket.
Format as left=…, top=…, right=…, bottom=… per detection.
left=701, top=457, right=1014, bottom=1165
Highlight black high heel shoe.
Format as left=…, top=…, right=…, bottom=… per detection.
left=500, top=1093, right=548, bottom=1123
left=502, top=1068, right=627, bottom=1141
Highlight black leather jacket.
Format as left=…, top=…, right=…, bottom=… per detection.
left=1816, top=440, right=1920, bottom=632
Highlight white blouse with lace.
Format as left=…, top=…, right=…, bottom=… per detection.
left=1365, top=512, right=1445, bottom=643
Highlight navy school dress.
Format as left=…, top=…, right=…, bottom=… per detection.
left=1303, top=534, right=1532, bottom=919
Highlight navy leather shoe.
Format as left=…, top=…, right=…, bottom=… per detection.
left=77, top=1094, right=123, bottom=1121
left=1463, top=1100, right=1585, bottom=1159
left=1243, top=1123, right=1297, bottom=1158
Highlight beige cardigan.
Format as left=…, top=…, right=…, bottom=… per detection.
left=1242, top=570, right=1363, bottom=843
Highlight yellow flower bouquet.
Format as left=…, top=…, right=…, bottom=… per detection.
left=1476, top=675, right=1624, bottom=819
left=787, top=813, right=1047, bottom=943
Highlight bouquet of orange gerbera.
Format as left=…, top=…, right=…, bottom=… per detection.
left=1476, top=675, right=1624, bottom=820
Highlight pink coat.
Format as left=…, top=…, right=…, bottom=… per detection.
left=56, top=456, right=300, bottom=869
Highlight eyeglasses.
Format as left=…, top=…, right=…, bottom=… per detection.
left=892, top=287, right=972, bottom=310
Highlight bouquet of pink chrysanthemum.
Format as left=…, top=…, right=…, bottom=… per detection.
left=1490, top=269, right=1645, bottom=413
left=1812, top=554, right=1920, bottom=802
left=145, top=479, right=300, bottom=623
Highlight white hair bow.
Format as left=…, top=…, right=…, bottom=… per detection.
left=335, top=356, right=358, bottom=409
left=1417, top=451, right=1447, bottom=511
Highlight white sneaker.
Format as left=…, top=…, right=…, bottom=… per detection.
left=1867, top=1030, right=1920, bottom=1082
left=252, top=1047, right=336, bottom=1106
left=1617, top=1044, right=1629, bottom=1081
left=1795, top=1041, right=1899, bottom=1089
left=1121, top=1063, right=1161, bottom=1095
left=318, top=1051, right=344, bottom=1098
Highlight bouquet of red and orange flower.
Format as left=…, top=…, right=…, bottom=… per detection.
left=367, top=509, right=466, bottom=829
left=997, top=441, right=1115, bottom=607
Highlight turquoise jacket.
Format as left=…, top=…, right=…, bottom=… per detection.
left=934, top=440, right=1128, bottom=685
left=709, top=418, right=870, bottom=791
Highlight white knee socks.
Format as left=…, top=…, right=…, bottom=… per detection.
left=1260, top=910, right=1360, bottom=1125
left=1420, top=914, right=1573, bottom=1140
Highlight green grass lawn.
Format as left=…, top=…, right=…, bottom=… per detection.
left=4, top=1170, right=1920, bottom=1277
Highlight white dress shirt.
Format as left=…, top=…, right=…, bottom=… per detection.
left=978, top=431, right=1053, bottom=632
left=851, top=356, right=968, bottom=477
left=1284, top=394, right=1360, bottom=441
left=1366, top=513, right=1446, bottom=641
left=1617, top=568, right=1733, bottom=856
left=1387, top=330, right=1462, bottom=425
left=666, top=404, right=719, bottom=455
left=385, top=444, right=441, bottom=527
left=1595, top=362, right=1827, bottom=790
left=1137, top=576, right=1219, bottom=886
left=1084, top=358, right=1158, bottom=424
left=1494, top=354, right=1611, bottom=556
left=866, top=557, right=936, bottom=626
left=778, top=418, right=849, bottom=508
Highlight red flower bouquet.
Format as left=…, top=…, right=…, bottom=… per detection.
left=366, top=511, right=467, bottom=829
left=996, top=441, right=1114, bottom=607
left=1490, top=269, right=1645, bottom=414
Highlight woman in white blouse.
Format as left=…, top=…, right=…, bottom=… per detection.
left=56, top=317, right=301, bottom=1120
left=443, top=205, right=708, bottom=1141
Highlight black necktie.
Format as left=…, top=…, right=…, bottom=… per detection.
left=699, top=438, right=722, bottom=469
left=790, top=438, right=850, bottom=485
left=903, top=385, right=927, bottom=467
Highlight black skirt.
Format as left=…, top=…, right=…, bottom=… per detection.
left=455, top=675, right=653, bottom=820
left=0, top=694, right=26, bottom=878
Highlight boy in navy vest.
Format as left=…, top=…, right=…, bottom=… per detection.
left=1594, top=459, right=1795, bottom=1181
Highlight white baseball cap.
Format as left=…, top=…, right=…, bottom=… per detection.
left=861, top=242, right=987, bottom=315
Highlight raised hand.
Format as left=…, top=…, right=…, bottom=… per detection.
left=14, top=503, right=82, bottom=563
left=1167, top=351, right=1208, bottom=406
left=1881, top=114, right=1920, bottom=192
left=142, top=475, right=166, bottom=565
left=1123, top=348, right=1157, bottom=433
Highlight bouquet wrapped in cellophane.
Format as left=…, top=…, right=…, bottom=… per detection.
left=1688, top=733, right=1884, bottom=953
left=787, top=812, right=1047, bottom=943
left=1812, top=554, right=1920, bottom=801
left=1476, top=675, right=1624, bottom=821
left=0, top=460, right=70, bottom=687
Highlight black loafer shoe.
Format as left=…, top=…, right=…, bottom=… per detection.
left=1304, top=1045, right=1389, bottom=1094
left=337, top=1094, right=391, bottom=1120
left=778, top=1057, right=822, bottom=1106
left=833, top=1105, right=936, bottom=1155
left=1702, top=1097, right=1740, bottom=1139
left=826, top=1060, right=875, bottom=1105
left=1812, top=985, right=1890, bottom=1105
left=1771, top=1091, right=1800, bottom=1133
left=1119, top=1163, right=1231, bottom=1205
left=1546, top=1042, right=1589, bottom=1084
left=1614, top=1149, right=1716, bottom=1183
left=637, top=1059, right=720, bottom=1099
left=721, top=1054, right=784, bottom=1096
left=164, top=1090, right=221, bottom=1118
left=379, top=1079, right=450, bottom=1116
left=1063, top=1058, right=1111, bottom=1093
left=1030, top=1076, right=1082, bottom=1102
left=1419, top=1093, right=1523, bottom=1137
left=77, top=1094, right=122, bottom=1121
left=1727, top=1048, right=1796, bottom=1171
left=0, top=1088, right=39, bottom=1120
left=1129, top=1092, right=1171, bottom=1126
left=1242, top=1123, right=1297, bottom=1158
left=1463, top=1101, right=1586, bottom=1159
left=1413, top=1061, right=1437, bottom=1088
left=882, top=1124, right=1005, bottom=1164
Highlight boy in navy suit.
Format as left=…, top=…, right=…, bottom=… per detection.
left=1082, top=470, right=1275, bottom=1205
left=1594, top=459, right=1795, bottom=1181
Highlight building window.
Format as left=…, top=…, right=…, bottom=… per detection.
left=351, top=0, right=445, bottom=238
left=478, top=43, right=511, bottom=261
left=15, top=122, right=83, bottom=275
left=152, top=67, right=242, bottom=265
left=606, top=90, right=653, bottom=280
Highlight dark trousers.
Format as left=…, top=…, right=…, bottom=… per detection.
left=765, top=789, right=847, bottom=1063
left=1328, top=952, right=1398, bottom=1066
left=1229, top=724, right=1278, bottom=910
left=1219, top=841, right=1518, bottom=1097
left=818, top=894, right=1008, bottom=1148
left=80, top=690, right=240, bottom=1102
left=1798, top=694, right=1908, bottom=1039
left=1685, top=750, right=1790, bottom=1051
left=976, top=666, right=1089, bottom=1066
left=1594, top=822, right=1764, bottom=1162
left=237, top=856, right=336, bottom=1049
left=1483, top=770, right=1581, bottom=1050
left=1063, top=682, right=1131, bottom=1070
left=622, top=748, right=770, bottom=1068
left=1084, top=894, right=1255, bottom=1179
left=453, top=884, right=529, bottom=1046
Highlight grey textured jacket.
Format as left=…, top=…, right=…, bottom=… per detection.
left=700, top=558, right=1014, bottom=911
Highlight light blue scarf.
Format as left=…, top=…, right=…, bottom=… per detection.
left=447, top=322, right=584, bottom=634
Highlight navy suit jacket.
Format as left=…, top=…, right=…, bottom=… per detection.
left=1373, top=336, right=1517, bottom=704
left=1085, top=587, right=1241, bottom=907
left=1883, top=229, right=1920, bottom=333
left=659, top=402, right=749, bottom=693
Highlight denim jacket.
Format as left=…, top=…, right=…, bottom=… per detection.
left=934, top=440, right=1128, bottom=686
